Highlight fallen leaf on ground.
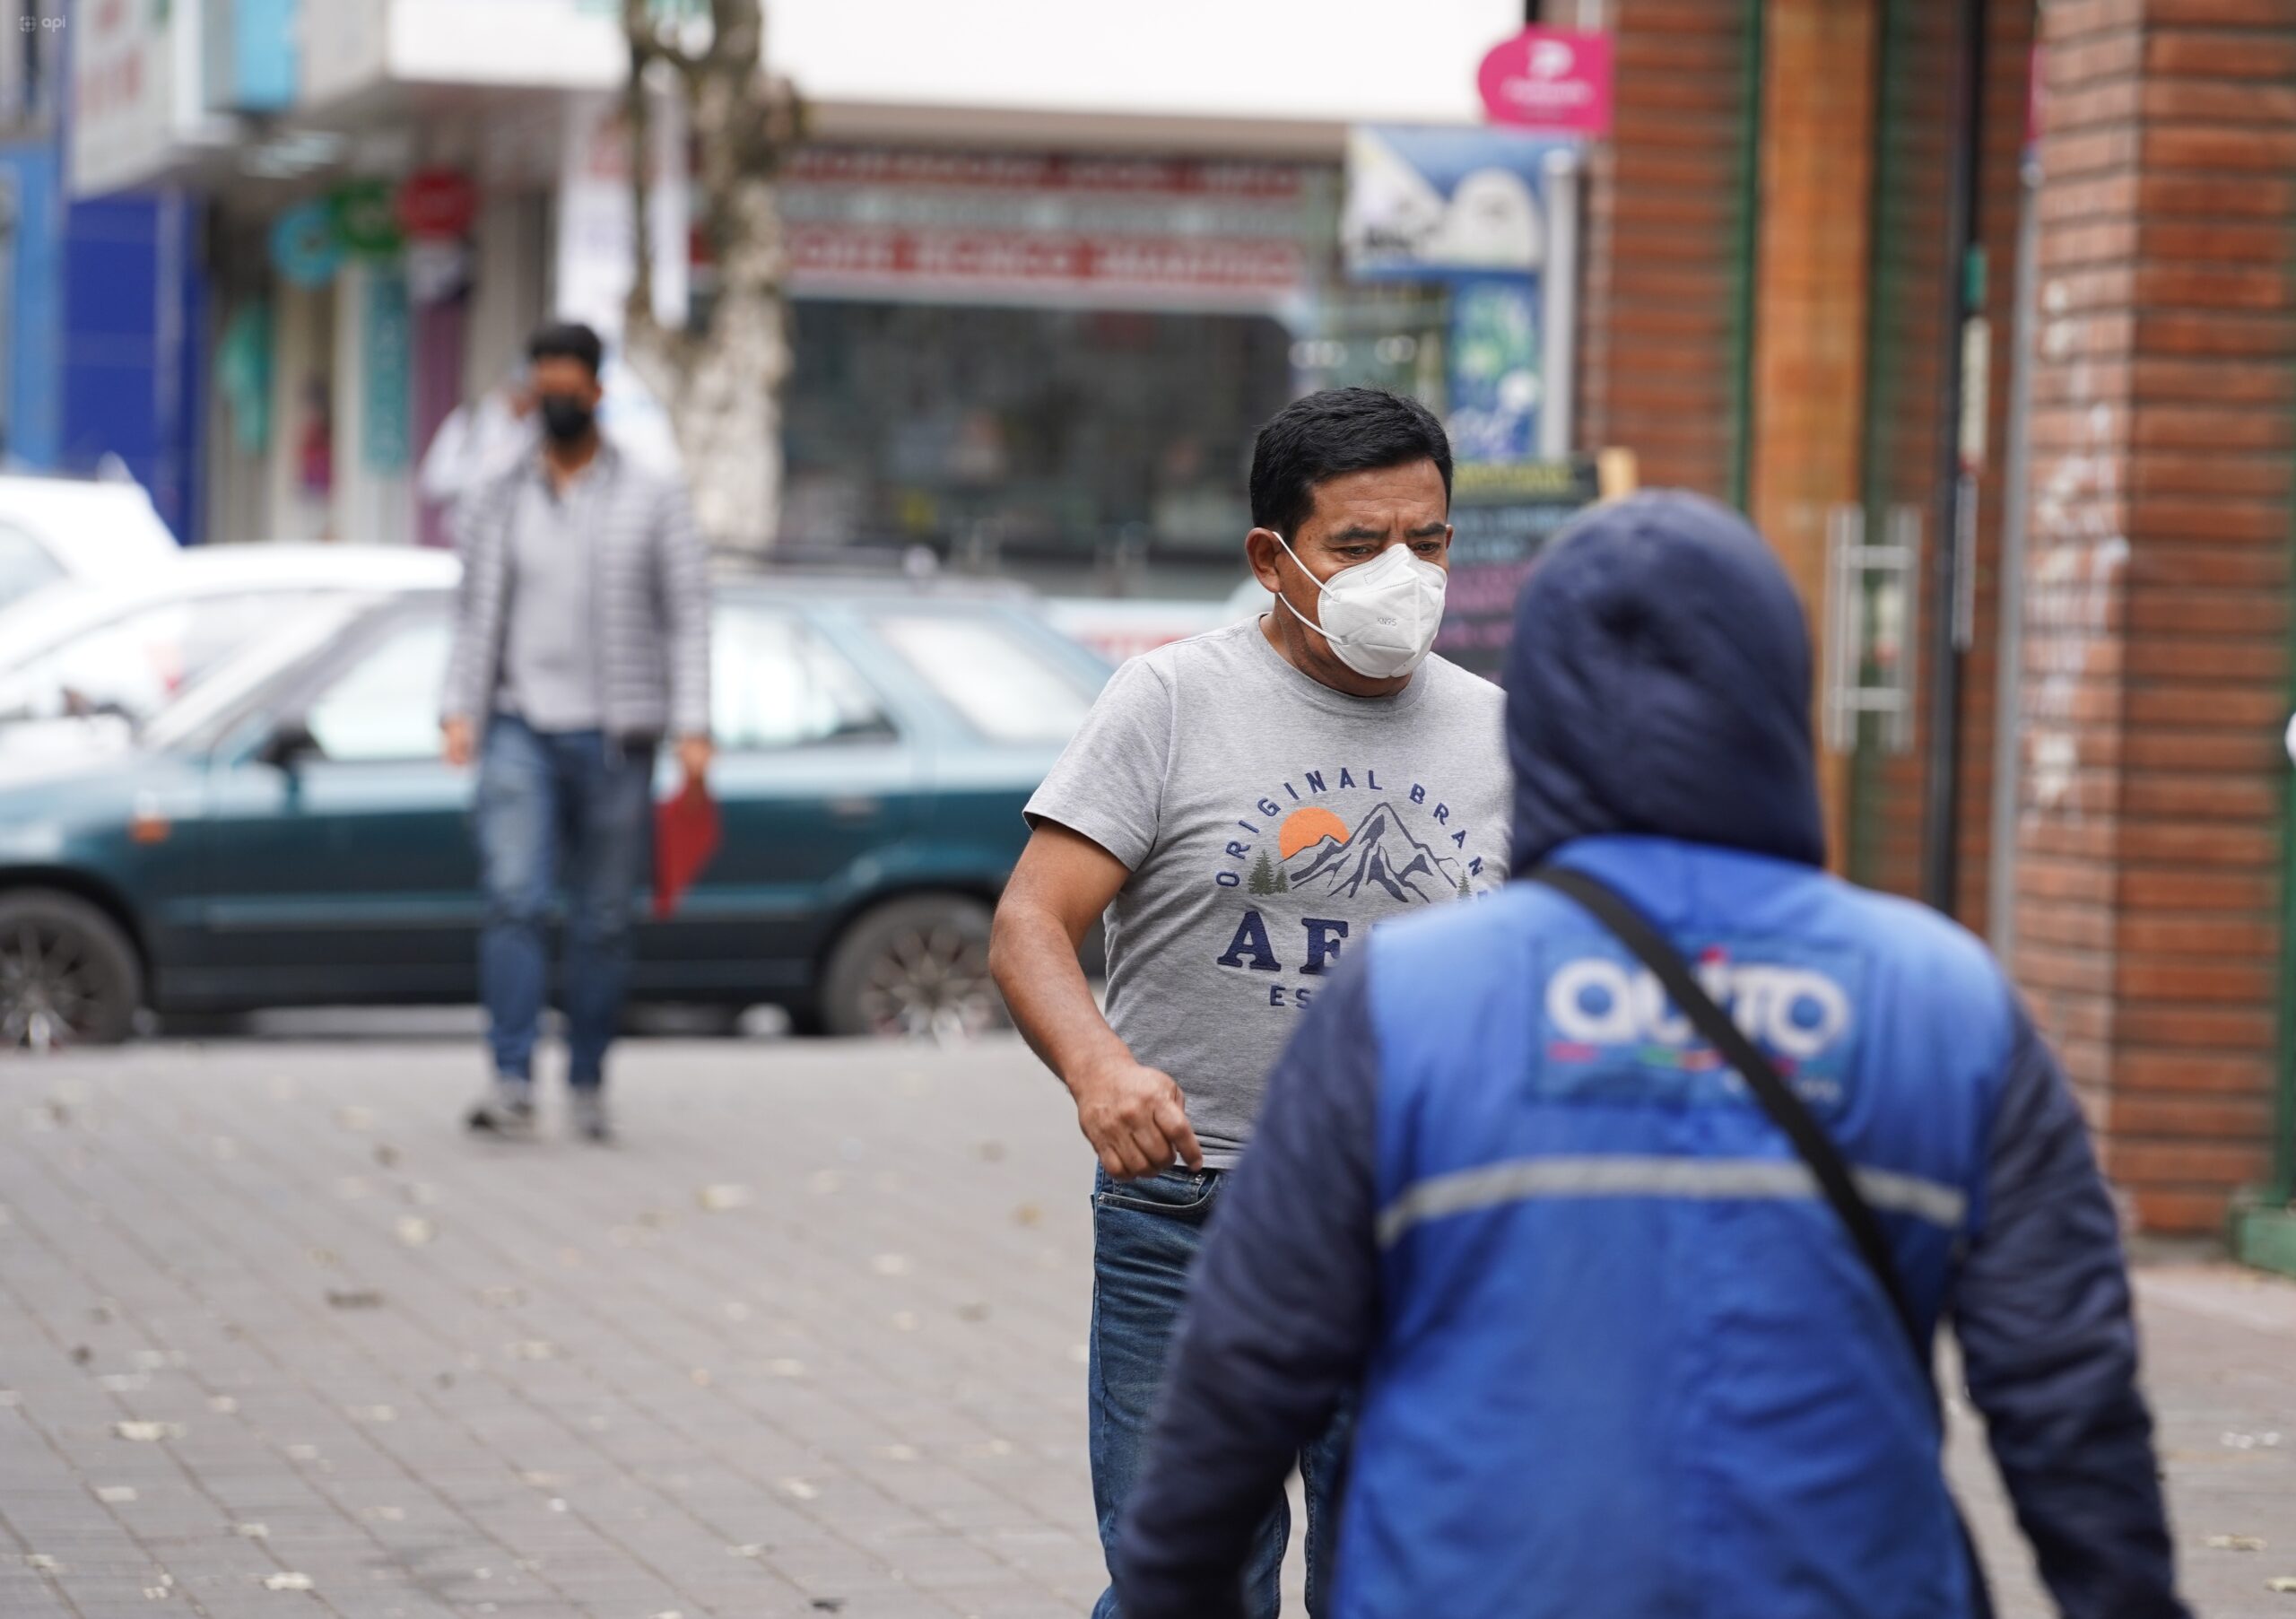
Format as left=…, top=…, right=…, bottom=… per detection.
left=1013, top=1203, right=1042, bottom=1227
left=2268, top=1575, right=2296, bottom=1594
left=395, top=1217, right=435, bottom=1248
left=698, top=1184, right=753, bottom=1213
left=2211, top=1536, right=2268, bottom=1552
left=25, top=1553, right=60, bottom=1571
left=235, top=1522, right=269, bottom=1538
left=782, top=1478, right=819, bottom=1501
left=112, top=1422, right=181, bottom=1442
left=261, top=1572, right=313, bottom=1591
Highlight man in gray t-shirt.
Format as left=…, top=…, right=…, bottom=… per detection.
left=991, top=389, right=1509, bottom=1618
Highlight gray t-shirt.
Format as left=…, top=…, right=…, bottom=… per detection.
left=1026, top=619, right=1511, bottom=1167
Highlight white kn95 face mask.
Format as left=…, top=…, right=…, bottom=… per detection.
left=1268, top=531, right=1448, bottom=680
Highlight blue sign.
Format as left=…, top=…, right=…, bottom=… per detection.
left=269, top=201, right=341, bottom=287
left=361, top=271, right=411, bottom=473
left=1447, top=275, right=1542, bottom=464
left=1342, top=125, right=1576, bottom=283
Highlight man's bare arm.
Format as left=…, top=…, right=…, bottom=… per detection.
left=992, top=823, right=1202, bottom=1179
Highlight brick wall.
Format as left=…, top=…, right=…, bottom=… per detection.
left=1578, top=0, right=1755, bottom=499
left=2016, top=0, right=2291, bottom=1232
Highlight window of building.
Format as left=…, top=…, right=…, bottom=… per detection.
left=781, top=302, right=1292, bottom=590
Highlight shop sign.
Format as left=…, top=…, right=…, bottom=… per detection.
left=269, top=200, right=343, bottom=287
left=772, top=149, right=1323, bottom=313
left=396, top=169, right=479, bottom=239
left=554, top=91, right=689, bottom=342
left=70, top=0, right=176, bottom=196
left=1447, top=275, right=1542, bottom=465
left=361, top=271, right=413, bottom=473
left=1343, top=125, right=1574, bottom=283
left=1434, top=458, right=1600, bottom=680
left=328, top=179, right=405, bottom=257
left=1477, top=28, right=1613, bottom=136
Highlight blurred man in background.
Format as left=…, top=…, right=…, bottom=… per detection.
left=1114, top=492, right=2187, bottom=1619
left=440, top=321, right=712, bottom=1144
left=991, top=388, right=1510, bottom=1617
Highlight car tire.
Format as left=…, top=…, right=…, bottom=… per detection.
left=820, top=893, right=1005, bottom=1041
left=0, top=888, right=143, bottom=1048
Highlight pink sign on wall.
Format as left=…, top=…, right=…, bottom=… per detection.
left=1477, top=28, right=1614, bottom=136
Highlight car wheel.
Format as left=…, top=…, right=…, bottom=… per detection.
left=0, top=889, right=142, bottom=1049
left=820, top=893, right=1004, bottom=1042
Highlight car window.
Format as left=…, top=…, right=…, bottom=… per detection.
left=0, top=588, right=333, bottom=727
left=712, top=604, right=894, bottom=750
left=869, top=612, right=1097, bottom=744
left=0, top=523, right=62, bottom=613
left=304, top=614, right=456, bottom=763
left=142, top=599, right=377, bottom=753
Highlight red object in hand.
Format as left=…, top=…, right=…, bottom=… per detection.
left=652, top=775, right=721, bottom=920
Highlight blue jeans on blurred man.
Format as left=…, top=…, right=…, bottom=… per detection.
left=472, top=715, right=654, bottom=1130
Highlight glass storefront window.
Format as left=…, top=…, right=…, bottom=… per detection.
left=781, top=301, right=1292, bottom=591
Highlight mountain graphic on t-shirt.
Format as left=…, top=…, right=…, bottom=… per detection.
left=1284, top=801, right=1463, bottom=904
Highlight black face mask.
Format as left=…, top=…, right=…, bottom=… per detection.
left=538, top=394, right=596, bottom=444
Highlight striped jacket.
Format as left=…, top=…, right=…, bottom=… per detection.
left=440, top=444, right=710, bottom=741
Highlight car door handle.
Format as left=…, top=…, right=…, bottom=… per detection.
left=826, top=796, right=882, bottom=823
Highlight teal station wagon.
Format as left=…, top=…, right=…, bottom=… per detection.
left=0, top=575, right=1109, bottom=1046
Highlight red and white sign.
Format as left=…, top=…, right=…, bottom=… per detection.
left=70, top=0, right=177, bottom=196
left=396, top=170, right=480, bottom=240
left=744, top=148, right=1321, bottom=313
left=1477, top=28, right=1613, bottom=136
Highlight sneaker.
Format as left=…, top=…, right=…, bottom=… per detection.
left=465, top=1079, right=536, bottom=1137
left=570, top=1090, right=613, bottom=1145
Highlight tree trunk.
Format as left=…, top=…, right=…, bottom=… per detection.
left=622, top=0, right=795, bottom=555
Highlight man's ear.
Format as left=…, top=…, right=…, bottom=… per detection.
left=1245, top=528, right=1288, bottom=595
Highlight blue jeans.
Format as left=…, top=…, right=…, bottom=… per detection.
left=1089, top=1166, right=1350, bottom=1619
left=474, top=716, right=655, bottom=1089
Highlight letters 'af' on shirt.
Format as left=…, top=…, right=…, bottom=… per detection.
left=1025, top=619, right=1511, bottom=1167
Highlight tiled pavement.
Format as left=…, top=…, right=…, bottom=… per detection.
left=0, top=1032, right=2290, bottom=1617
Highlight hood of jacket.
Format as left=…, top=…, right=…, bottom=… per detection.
left=1505, top=489, right=1826, bottom=874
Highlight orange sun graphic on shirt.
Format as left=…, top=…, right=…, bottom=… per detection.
left=1278, top=806, right=1352, bottom=860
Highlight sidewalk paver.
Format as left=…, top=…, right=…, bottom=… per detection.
left=0, top=1034, right=2289, bottom=1616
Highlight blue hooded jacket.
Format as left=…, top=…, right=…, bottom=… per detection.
left=1114, top=492, right=2186, bottom=1619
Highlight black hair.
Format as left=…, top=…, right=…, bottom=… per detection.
left=527, top=320, right=604, bottom=379
left=1248, top=387, right=1454, bottom=539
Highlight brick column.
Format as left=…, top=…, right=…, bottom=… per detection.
left=1577, top=0, right=1758, bottom=499
left=2016, top=0, right=2292, bottom=1234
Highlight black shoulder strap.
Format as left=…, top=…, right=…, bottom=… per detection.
left=1526, top=864, right=1926, bottom=1374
